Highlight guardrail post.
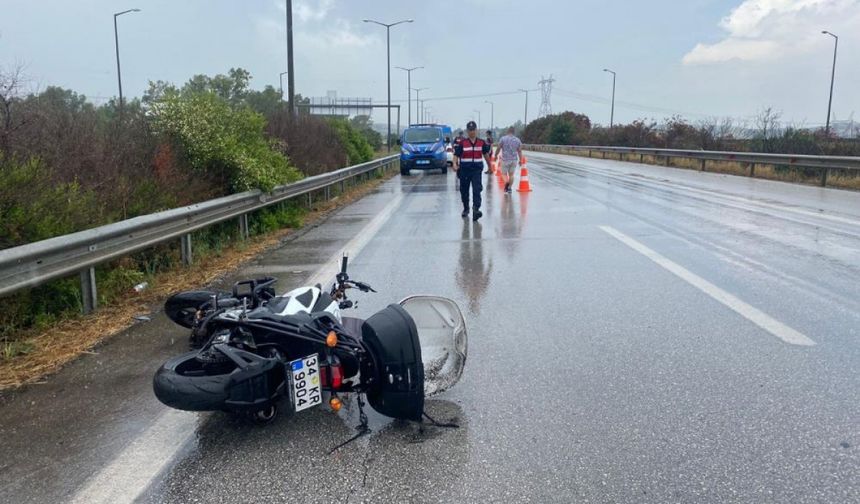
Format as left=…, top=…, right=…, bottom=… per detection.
left=749, top=163, right=756, bottom=177
left=700, top=159, right=706, bottom=172
left=238, top=214, right=250, bottom=240
left=588, top=150, right=592, bottom=158
left=306, top=192, right=312, bottom=208
left=639, top=153, right=644, bottom=163
left=341, top=180, right=345, bottom=194
left=180, top=233, right=193, bottom=265
left=820, top=169, right=829, bottom=187
left=80, top=267, right=97, bottom=314
left=325, top=185, right=331, bottom=201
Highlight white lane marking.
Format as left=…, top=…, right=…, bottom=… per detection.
left=599, top=225, right=816, bottom=347
left=69, top=409, right=195, bottom=504
left=69, top=185, right=409, bottom=504
left=532, top=152, right=860, bottom=228
left=307, top=190, right=404, bottom=288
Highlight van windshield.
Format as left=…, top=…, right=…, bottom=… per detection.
left=404, top=128, right=442, bottom=144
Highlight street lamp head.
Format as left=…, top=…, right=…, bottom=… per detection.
left=365, top=18, right=413, bottom=27
left=131, top=8, right=141, bottom=12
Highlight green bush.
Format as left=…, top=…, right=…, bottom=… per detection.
left=328, top=119, right=374, bottom=165
left=0, top=277, right=81, bottom=347
left=522, top=111, right=591, bottom=145
left=150, top=90, right=302, bottom=192
left=251, top=202, right=305, bottom=236
left=0, top=155, right=99, bottom=248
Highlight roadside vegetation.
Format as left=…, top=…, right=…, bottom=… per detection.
left=0, top=65, right=383, bottom=360
left=517, top=108, right=860, bottom=188
left=520, top=108, right=860, bottom=155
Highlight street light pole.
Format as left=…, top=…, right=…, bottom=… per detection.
left=286, top=0, right=295, bottom=119
left=822, top=30, right=839, bottom=137
left=279, top=71, right=288, bottom=100
left=484, top=100, right=494, bottom=132
left=517, top=88, right=529, bottom=127
left=113, top=8, right=140, bottom=120
left=473, top=109, right=482, bottom=129
left=364, top=18, right=414, bottom=151
left=603, top=68, right=616, bottom=128
left=413, top=87, right=428, bottom=122
left=396, top=66, right=423, bottom=125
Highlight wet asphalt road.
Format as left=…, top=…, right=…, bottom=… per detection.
left=2, top=152, right=859, bottom=503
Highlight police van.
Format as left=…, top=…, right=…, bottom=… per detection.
left=398, top=124, right=449, bottom=176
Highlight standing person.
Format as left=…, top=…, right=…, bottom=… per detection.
left=484, top=130, right=494, bottom=174
left=494, top=126, right=523, bottom=194
left=454, top=121, right=492, bottom=221
left=453, top=130, right=465, bottom=149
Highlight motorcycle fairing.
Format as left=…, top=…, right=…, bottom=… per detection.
left=269, top=286, right=341, bottom=322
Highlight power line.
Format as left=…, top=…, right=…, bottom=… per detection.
left=554, top=87, right=737, bottom=122
left=376, top=89, right=530, bottom=105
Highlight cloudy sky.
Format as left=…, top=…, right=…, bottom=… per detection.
left=1, top=0, right=858, bottom=130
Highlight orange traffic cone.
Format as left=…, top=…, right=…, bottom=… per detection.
left=517, top=157, right=533, bottom=192
left=488, top=153, right=497, bottom=174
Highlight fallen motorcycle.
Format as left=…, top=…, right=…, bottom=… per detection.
left=153, top=256, right=467, bottom=426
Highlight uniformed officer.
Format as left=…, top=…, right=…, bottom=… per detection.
left=454, top=121, right=492, bottom=221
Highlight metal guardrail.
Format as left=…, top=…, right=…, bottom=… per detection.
left=524, top=144, right=860, bottom=187
left=0, top=155, right=399, bottom=312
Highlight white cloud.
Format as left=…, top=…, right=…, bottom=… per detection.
left=683, top=0, right=860, bottom=64
left=294, top=0, right=334, bottom=23
left=255, top=16, right=374, bottom=52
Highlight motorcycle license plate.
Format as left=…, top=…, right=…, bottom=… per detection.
left=416, top=160, right=430, bottom=165
left=289, top=354, right=322, bottom=412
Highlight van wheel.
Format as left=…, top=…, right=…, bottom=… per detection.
left=400, top=168, right=410, bottom=176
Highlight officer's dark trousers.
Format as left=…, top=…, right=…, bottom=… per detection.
left=459, top=167, right=483, bottom=210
